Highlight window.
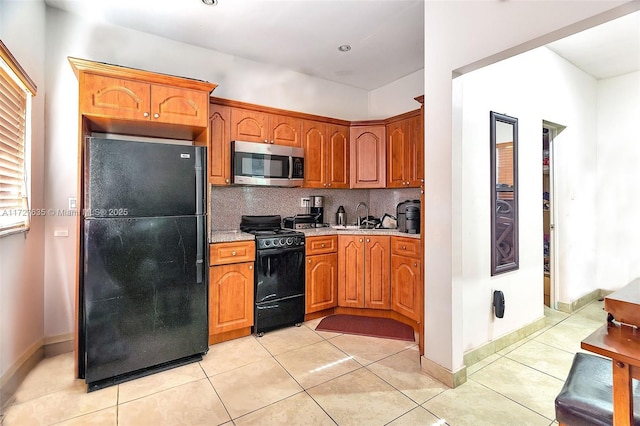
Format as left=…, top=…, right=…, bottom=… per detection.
left=0, top=40, right=36, bottom=236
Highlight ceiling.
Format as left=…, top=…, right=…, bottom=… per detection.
left=45, top=1, right=638, bottom=90
left=45, top=0, right=425, bottom=91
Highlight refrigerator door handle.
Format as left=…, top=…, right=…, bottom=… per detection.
left=195, top=148, right=204, bottom=216
left=196, top=215, right=204, bottom=284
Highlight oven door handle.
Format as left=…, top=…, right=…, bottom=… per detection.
left=257, top=245, right=305, bottom=257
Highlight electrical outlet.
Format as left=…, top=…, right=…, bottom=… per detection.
left=300, top=197, right=310, bottom=208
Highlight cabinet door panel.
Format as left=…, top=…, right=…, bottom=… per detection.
left=270, top=115, right=301, bottom=147
left=152, top=85, right=209, bottom=127
left=410, top=115, right=424, bottom=186
left=209, top=104, right=231, bottom=185
left=306, top=253, right=338, bottom=313
left=338, top=236, right=365, bottom=307
left=327, top=125, right=350, bottom=188
left=302, top=121, right=326, bottom=188
left=80, top=74, right=150, bottom=121
left=209, top=262, right=254, bottom=334
left=386, top=122, right=408, bottom=188
left=350, top=126, right=386, bottom=188
left=364, top=236, right=391, bottom=309
left=231, top=109, right=269, bottom=142
left=391, top=255, right=421, bottom=322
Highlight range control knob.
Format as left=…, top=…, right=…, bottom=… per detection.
left=286, top=237, right=293, bottom=245
left=280, top=238, right=285, bottom=246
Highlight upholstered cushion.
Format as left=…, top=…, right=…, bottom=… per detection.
left=555, top=352, right=640, bottom=426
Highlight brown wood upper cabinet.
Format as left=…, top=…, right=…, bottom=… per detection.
left=302, top=121, right=349, bottom=189
left=80, top=73, right=210, bottom=128
left=209, top=104, right=232, bottom=185
left=349, top=125, right=386, bottom=188
left=231, top=108, right=301, bottom=147
left=69, top=57, right=215, bottom=144
left=386, top=113, right=423, bottom=188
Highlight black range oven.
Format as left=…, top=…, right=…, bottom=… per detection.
left=240, top=215, right=305, bottom=335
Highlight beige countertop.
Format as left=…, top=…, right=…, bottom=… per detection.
left=210, top=228, right=420, bottom=244
left=298, top=227, right=420, bottom=239
left=210, top=230, right=255, bottom=244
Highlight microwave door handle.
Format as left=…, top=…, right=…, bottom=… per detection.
left=288, top=155, right=293, bottom=179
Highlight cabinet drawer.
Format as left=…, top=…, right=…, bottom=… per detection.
left=391, top=237, right=421, bottom=258
left=210, top=241, right=255, bottom=265
left=306, top=235, right=337, bottom=255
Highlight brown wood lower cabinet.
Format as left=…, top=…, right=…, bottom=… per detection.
left=338, top=235, right=391, bottom=309
left=208, top=240, right=255, bottom=344
left=391, top=236, right=422, bottom=322
left=305, top=236, right=338, bottom=314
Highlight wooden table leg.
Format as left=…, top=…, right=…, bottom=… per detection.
left=612, top=359, right=634, bottom=426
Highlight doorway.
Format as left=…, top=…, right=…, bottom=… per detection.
left=542, top=121, right=565, bottom=308
left=542, top=127, right=552, bottom=307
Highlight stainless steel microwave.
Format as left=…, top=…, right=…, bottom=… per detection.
left=232, top=141, right=304, bottom=187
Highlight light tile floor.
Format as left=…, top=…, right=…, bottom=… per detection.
left=1, top=300, right=606, bottom=425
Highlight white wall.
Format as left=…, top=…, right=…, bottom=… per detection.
left=423, top=0, right=633, bottom=373
left=0, top=0, right=46, bottom=379
left=596, top=71, right=640, bottom=289
left=369, top=69, right=424, bottom=119
left=42, top=6, right=421, bottom=340
left=459, top=47, right=601, bottom=352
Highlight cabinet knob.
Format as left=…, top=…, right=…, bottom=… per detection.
left=153, top=113, right=160, bottom=119
left=225, top=179, right=230, bottom=183
left=359, top=238, right=363, bottom=243
left=249, top=265, right=253, bottom=270
left=366, top=239, right=370, bottom=243
left=308, top=259, right=312, bottom=264
left=414, top=263, right=418, bottom=267
left=270, top=140, right=275, bottom=144
left=402, top=245, right=407, bottom=250
left=321, top=243, right=325, bottom=248
left=327, top=183, right=331, bottom=187
left=323, top=183, right=327, bottom=187
left=231, top=251, right=237, bottom=256
left=264, top=139, right=269, bottom=143
left=143, top=112, right=149, bottom=118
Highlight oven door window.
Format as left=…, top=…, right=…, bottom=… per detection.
left=235, top=153, right=290, bottom=179
left=255, top=246, right=305, bottom=303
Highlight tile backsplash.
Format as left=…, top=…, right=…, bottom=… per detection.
left=209, top=185, right=420, bottom=231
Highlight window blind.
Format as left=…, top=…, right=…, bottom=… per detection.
left=0, top=40, right=34, bottom=235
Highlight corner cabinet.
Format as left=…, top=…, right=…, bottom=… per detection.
left=338, top=235, right=391, bottom=309
left=69, top=57, right=216, bottom=144
left=350, top=125, right=386, bottom=188
left=208, top=241, right=255, bottom=344
left=390, top=237, right=422, bottom=322
left=302, top=121, right=349, bottom=189
left=305, top=235, right=338, bottom=314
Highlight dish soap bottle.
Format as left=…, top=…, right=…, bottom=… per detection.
left=336, top=206, right=346, bottom=226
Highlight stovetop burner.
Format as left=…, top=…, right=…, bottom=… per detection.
left=240, top=215, right=305, bottom=250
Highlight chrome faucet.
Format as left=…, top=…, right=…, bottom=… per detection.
left=355, top=202, right=369, bottom=228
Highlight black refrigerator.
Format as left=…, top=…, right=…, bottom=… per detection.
left=81, top=137, right=208, bottom=391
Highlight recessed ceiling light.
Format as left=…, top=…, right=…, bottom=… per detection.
left=338, top=45, right=352, bottom=52
left=202, top=0, right=218, bottom=5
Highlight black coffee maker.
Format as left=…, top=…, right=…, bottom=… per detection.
left=309, top=196, right=324, bottom=225
left=396, top=200, right=420, bottom=234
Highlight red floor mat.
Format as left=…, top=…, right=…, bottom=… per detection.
left=315, top=314, right=415, bottom=342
